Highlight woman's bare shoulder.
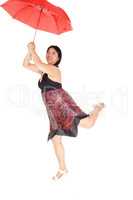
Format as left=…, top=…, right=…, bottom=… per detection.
left=48, top=67, right=62, bottom=83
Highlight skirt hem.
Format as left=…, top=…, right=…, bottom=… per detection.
left=47, top=113, right=90, bottom=142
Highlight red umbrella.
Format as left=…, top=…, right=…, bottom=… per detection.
left=0, top=0, right=73, bottom=41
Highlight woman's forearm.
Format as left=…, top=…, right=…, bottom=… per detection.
left=30, top=49, right=45, bottom=71
left=23, top=52, right=32, bottom=67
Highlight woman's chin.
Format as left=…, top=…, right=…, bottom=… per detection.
left=48, top=62, right=55, bottom=65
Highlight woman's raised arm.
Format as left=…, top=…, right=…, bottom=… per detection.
left=22, top=52, right=42, bottom=74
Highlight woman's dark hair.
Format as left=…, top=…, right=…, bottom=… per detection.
left=46, top=45, right=62, bottom=67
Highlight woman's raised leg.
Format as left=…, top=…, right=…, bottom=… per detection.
left=79, top=103, right=105, bottom=128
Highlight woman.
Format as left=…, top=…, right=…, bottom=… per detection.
left=23, top=42, right=105, bottom=180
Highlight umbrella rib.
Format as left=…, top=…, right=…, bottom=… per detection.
left=12, top=4, right=33, bottom=19
left=36, top=8, right=43, bottom=29
left=50, top=13, right=59, bottom=34
left=41, top=11, right=59, bottom=34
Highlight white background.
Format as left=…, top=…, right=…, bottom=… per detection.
left=0, top=0, right=132, bottom=199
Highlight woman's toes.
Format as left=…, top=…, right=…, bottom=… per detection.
left=93, top=102, right=105, bottom=112
left=100, top=102, right=105, bottom=108
left=52, top=169, right=68, bottom=180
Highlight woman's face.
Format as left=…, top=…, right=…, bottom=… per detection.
left=46, top=47, right=59, bottom=65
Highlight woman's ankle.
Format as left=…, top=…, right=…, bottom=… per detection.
left=59, top=166, right=68, bottom=171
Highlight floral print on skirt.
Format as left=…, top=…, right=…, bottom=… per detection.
left=41, top=88, right=90, bottom=142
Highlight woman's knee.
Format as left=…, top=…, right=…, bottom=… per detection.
left=79, top=117, right=95, bottom=128
left=52, top=135, right=62, bottom=145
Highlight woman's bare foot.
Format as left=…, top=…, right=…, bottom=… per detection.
left=52, top=168, right=68, bottom=180
left=93, top=102, right=105, bottom=112
left=89, top=102, right=105, bottom=116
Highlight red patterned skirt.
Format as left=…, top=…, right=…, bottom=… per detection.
left=41, top=88, right=90, bottom=142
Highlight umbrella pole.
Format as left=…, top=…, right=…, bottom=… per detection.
left=32, top=7, right=43, bottom=42
left=33, top=29, right=37, bottom=42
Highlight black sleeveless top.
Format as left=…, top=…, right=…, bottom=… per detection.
left=38, top=73, right=62, bottom=93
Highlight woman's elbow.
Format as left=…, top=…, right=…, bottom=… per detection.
left=23, top=61, right=28, bottom=68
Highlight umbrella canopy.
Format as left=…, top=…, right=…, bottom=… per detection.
left=0, top=0, right=73, bottom=40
